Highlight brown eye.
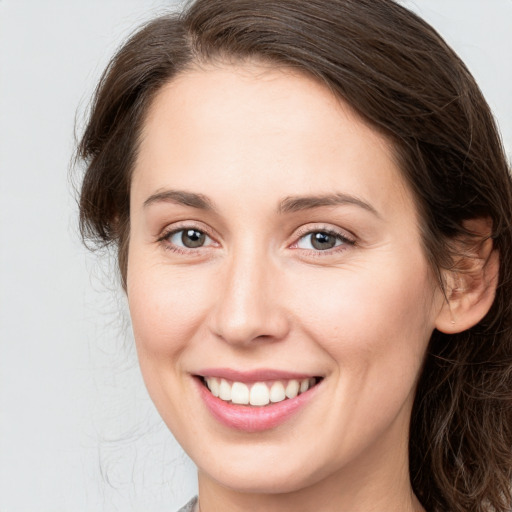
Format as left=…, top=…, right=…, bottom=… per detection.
left=296, top=230, right=349, bottom=251
left=167, top=228, right=211, bottom=249
left=181, top=229, right=206, bottom=248
left=310, top=232, right=337, bottom=250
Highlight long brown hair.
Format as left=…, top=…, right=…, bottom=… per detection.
left=77, top=1, right=512, bottom=510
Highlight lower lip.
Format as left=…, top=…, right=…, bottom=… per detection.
left=194, top=377, right=320, bottom=432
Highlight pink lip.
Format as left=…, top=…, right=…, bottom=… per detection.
left=194, top=373, right=321, bottom=433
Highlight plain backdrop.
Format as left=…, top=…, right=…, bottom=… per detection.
left=0, top=1, right=510, bottom=511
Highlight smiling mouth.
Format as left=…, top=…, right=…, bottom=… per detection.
left=199, top=376, right=322, bottom=406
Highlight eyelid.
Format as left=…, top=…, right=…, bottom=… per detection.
left=156, top=221, right=355, bottom=255
left=157, top=220, right=215, bottom=240
left=291, top=223, right=356, bottom=245
left=288, top=223, right=356, bottom=256
left=168, top=229, right=215, bottom=247
left=156, top=221, right=220, bottom=252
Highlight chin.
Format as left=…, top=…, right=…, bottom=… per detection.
left=188, top=434, right=340, bottom=495
left=199, top=461, right=322, bottom=495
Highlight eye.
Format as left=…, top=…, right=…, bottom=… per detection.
left=295, top=230, right=351, bottom=251
left=167, top=228, right=214, bottom=249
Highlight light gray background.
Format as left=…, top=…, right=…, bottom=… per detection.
left=0, top=1, right=510, bottom=511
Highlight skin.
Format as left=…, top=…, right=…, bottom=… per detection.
left=126, top=63, right=447, bottom=512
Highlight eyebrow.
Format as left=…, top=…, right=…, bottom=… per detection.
left=278, top=193, right=380, bottom=217
left=143, top=190, right=215, bottom=211
left=143, top=189, right=379, bottom=217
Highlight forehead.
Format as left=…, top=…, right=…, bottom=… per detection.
left=133, top=63, right=413, bottom=217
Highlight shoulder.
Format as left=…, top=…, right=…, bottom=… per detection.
left=176, top=496, right=198, bottom=512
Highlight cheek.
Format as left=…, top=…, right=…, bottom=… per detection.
left=281, top=259, right=435, bottom=455
left=126, top=256, right=216, bottom=431
left=127, top=264, right=211, bottom=357
left=287, top=256, right=435, bottom=385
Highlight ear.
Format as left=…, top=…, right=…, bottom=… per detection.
left=435, top=218, right=499, bottom=334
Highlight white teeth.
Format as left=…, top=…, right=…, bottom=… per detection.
left=250, top=382, right=270, bottom=406
left=219, top=379, right=232, bottom=401
left=204, top=377, right=318, bottom=405
left=206, top=377, right=219, bottom=397
left=285, top=379, right=300, bottom=399
left=269, top=381, right=286, bottom=403
left=231, top=382, right=250, bottom=404
left=300, top=378, right=310, bottom=393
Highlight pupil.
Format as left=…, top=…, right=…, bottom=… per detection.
left=182, top=229, right=205, bottom=248
left=311, top=232, right=336, bottom=250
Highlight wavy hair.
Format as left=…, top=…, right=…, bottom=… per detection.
left=77, top=1, right=512, bottom=510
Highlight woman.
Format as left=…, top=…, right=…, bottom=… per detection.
left=77, top=0, right=512, bottom=510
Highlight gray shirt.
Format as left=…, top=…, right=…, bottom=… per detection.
left=177, top=496, right=198, bottom=512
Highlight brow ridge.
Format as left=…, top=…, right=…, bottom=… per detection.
left=278, top=193, right=379, bottom=216
left=143, top=189, right=379, bottom=217
left=143, top=189, right=214, bottom=210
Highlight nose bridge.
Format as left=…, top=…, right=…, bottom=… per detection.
left=211, top=240, right=288, bottom=345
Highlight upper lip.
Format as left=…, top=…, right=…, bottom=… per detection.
left=196, top=368, right=321, bottom=382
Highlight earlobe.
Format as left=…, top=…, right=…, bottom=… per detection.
left=435, top=219, right=499, bottom=334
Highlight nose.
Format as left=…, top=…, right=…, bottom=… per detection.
left=209, top=247, right=290, bottom=346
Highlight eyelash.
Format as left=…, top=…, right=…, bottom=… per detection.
left=157, top=224, right=356, bottom=256
left=157, top=223, right=218, bottom=255
left=291, top=225, right=356, bottom=256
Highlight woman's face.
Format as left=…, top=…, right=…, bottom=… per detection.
left=127, top=64, right=443, bottom=495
